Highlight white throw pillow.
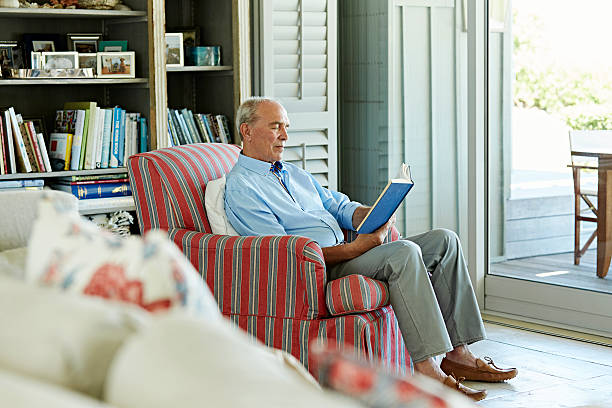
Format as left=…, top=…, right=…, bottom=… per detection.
left=25, top=198, right=221, bottom=321
left=204, top=175, right=239, bottom=236
left=105, top=315, right=361, bottom=408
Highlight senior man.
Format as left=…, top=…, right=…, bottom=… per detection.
left=224, top=97, right=517, bottom=401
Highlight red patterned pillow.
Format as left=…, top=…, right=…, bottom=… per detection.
left=326, top=274, right=390, bottom=316
left=310, top=343, right=473, bottom=408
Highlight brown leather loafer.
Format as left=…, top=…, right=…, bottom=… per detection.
left=441, top=356, right=518, bottom=382
left=443, top=374, right=487, bottom=401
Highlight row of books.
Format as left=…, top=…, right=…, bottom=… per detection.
left=0, top=108, right=52, bottom=175
left=49, top=173, right=132, bottom=200
left=54, top=102, right=148, bottom=171
left=167, top=108, right=233, bottom=147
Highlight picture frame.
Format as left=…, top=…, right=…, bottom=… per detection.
left=165, top=32, right=184, bottom=67
left=169, top=26, right=200, bottom=49
left=41, top=51, right=79, bottom=69
left=0, top=41, right=21, bottom=73
left=96, top=51, right=135, bottom=78
left=31, top=51, right=42, bottom=69
left=98, top=40, right=128, bottom=52
left=67, top=33, right=102, bottom=53
left=78, top=52, right=97, bottom=75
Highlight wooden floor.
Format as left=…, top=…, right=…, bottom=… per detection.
left=490, top=250, right=612, bottom=294
left=468, top=322, right=612, bottom=407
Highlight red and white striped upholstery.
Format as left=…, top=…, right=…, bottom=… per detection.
left=128, top=143, right=411, bottom=375
left=326, top=275, right=390, bottom=316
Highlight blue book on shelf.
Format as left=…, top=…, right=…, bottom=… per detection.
left=100, top=109, right=113, bottom=169
left=118, top=109, right=127, bottom=167
left=55, top=181, right=132, bottom=200
left=110, top=107, right=122, bottom=168
left=139, top=117, right=148, bottom=152
left=356, top=164, right=414, bottom=234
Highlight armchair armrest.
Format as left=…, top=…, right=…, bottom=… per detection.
left=168, top=228, right=329, bottom=320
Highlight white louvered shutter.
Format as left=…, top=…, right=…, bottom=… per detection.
left=258, top=0, right=337, bottom=189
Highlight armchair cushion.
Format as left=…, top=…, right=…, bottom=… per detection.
left=326, top=275, right=390, bottom=316
left=204, top=175, right=238, bottom=236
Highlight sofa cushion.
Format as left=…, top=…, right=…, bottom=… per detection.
left=0, top=369, right=112, bottom=408
left=26, top=198, right=221, bottom=320
left=0, top=276, right=148, bottom=399
left=0, top=247, right=26, bottom=279
left=105, top=315, right=363, bottom=408
left=204, top=175, right=239, bottom=235
left=326, top=275, right=390, bottom=316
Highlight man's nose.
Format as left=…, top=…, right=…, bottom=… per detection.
left=280, top=126, right=289, bottom=139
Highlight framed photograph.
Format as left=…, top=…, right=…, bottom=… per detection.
left=0, top=41, right=20, bottom=72
left=41, top=51, right=79, bottom=69
left=67, top=33, right=102, bottom=53
left=169, top=26, right=200, bottom=49
left=98, top=40, right=128, bottom=52
left=32, top=40, right=55, bottom=52
left=165, top=32, right=184, bottom=67
left=97, top=51, right=135, bottom=78
left=31, top=51, right=41, bottom=69
left=78, top=52, right=97, bottom=75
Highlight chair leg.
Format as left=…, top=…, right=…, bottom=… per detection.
left=574, top=168, right=581, bottom=265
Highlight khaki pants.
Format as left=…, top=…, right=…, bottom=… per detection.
left=328, top=228, right=486, bottom=363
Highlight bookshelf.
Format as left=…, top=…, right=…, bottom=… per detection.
left=162, top=0, right=250, bottom=147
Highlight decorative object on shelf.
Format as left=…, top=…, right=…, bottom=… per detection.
left=98, top=40, right=127, bottom=52
left=164, top=32, right=184, bottom=68
left=41, top=51, right=78, bottom=69
left=0, top=41, right=23, bottom=75
left=8, top=68, right=94, bottom=78
left=22, top=34, right=63, bottom=67
left=77, top=0, right=119, bottom=10
left=96, top=51, right=135, bottom=78
left=30, top=52, right=41, bottom=69
left=169, top=27, right=200, bottom=61
left=67, top=33, right=102, bottom=53
left=187, top=46, right=221, bottom=66
left=0, top=0, right=19, bottom=8
left=78, top=53, right=96, bottom=75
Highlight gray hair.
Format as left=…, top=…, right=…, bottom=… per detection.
left=235, top=97, right=279, bottom=141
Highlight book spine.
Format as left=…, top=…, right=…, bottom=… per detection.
left=110, top=107, right=121, bottom=168
left=182, top=109, right=201, bottom=143
left=8, top=108, right=32, bottom=173
left=93, top=108, right=104, bottom=169
left=169, top=110, right=184, bottom=145
left=215, top=115, right=228, bottom=144
left=71, top=182, right=132, bottom=200
left=0, top=115, right=5, bottom=175
left=220, top=115, right=233, bottom=144
left=100, top=109, right=113, bottom=168
left=67, top=178, right=129, bottom=185
left=0, top=179, right=44, bottom=188
left=173, top=110, right=190, bottom=144
left=205, top=114, right=220, bottom=142
left=19, top=122, right=40, bottom=172
left=194, top=114, right=210, bottom=143
left=4, top=111, right=16, bottom=173
left=117, top=109, right=126, bottom=167
left=84, top=107, right=97, bottom=170
left=36, top=133, right=52, bottom=173
left=63, top=132, right=73, bottom=171
left=78, top=108, right=90, bottom=170
left=69, top=110, right=85, bottom=171
left=26, top=121, right=46, bottom=172
left=139, top=117, right=148, bottom=153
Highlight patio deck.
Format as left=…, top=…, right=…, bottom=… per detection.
left=490, top=249, right=612, bottom=294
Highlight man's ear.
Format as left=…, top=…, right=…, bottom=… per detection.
left=240, top=122, right=251, bottom=142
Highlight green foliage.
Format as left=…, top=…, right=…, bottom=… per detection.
left=512, top=10, right=612, bottom=130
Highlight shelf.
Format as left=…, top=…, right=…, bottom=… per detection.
left=0, top=168, right=128, bottom=181
left=0, top=78, right=149, bottom=86
left=78, top=196, right=135, bottom=215
left=166, top=66, right=233, bottom=72
left=0, top=7, right=147, bottom=19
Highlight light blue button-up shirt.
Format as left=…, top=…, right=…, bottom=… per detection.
left=225, top=154, right=361, bottom=248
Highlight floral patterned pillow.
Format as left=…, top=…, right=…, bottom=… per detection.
left=25, top=198, right=220, bottom=321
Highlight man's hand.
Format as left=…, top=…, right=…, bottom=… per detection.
left=322, top=215, right=396, bottom=266
left=352, top=206, right=371, bottom=229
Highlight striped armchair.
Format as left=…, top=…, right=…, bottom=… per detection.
left=128, top=143, right=411, bottom=375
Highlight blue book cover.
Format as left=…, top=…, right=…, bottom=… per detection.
left=139, top=117, right=148, bottom=153
left=110, top=107, right=122, bottom=168
left=55, top=181, right=131, bottom=200
left=118, top=109, right=126, bottom=167
left=356, top=164, right=414, bottom=234
left=100, top=109, right=114, bottom=169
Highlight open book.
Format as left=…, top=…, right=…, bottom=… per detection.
left=356, top=163, right=414, bottom=234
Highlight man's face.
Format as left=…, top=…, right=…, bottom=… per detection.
left=242, top=101, right=290, bottom=163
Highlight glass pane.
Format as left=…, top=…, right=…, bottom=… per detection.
left=488, top=0, right=612, bottom=293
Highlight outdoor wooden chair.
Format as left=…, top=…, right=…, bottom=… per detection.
left=568, top=130, right=606, bottom=265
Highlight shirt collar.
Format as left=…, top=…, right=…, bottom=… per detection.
left=237, top=153, right=284, bottom=176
